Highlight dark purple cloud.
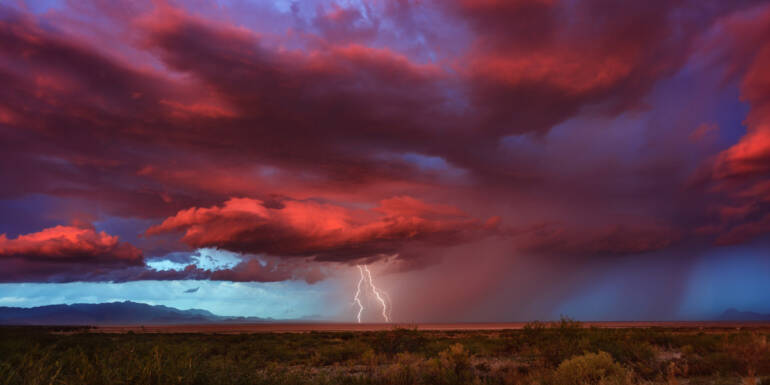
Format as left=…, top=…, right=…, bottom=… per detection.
left=0, top=0, right=769, bottom=303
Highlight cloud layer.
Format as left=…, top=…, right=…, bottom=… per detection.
left=1, top=0, right=770, bottom=319
left=147, top=196, right=498, bottom=261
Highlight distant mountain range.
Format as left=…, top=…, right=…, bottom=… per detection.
left=3, top=302, right=769, bottom=325
left=717, top=308, right=770, bottom=321
left=0, top=301, right=271, bottom=325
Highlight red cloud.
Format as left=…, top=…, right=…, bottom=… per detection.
left=713, top=30, right=770, bottom=181
left=699, top=5, right=770, bottom=245
left=0, top=225, right=142, bottom=264
left=0, top=225, right=143, bottom=282
left=147, top=197, right=498, bottom=261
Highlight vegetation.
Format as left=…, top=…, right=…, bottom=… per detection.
left=2, top=320, right=770, bottom=384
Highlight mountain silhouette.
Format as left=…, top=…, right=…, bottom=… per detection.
left=717, top=308, right=770, bottom=321
left=0, top=301, right=270, bottom=325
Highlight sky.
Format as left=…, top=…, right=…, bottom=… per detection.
left=1, top=0, right=770, bottom=322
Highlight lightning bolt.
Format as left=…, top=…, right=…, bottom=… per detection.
left=353, top=265, right=365, bottom=323
left=351, top=264, right=391, bottom=323
left=382, top=291, right=393, bottom=321
left=363, top=265, right=391, bottom=323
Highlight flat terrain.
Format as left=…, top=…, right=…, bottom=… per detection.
left=3, top=320, right=770, bottom=384
left=90, top=321, right=770, bottom=333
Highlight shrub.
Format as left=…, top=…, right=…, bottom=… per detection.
left=552, top=351, right=634, bottom=385
left=422, top=343, right=475, bottom=385
left=374, top=327, right=428, bottom=356
left=384, top=352, right=422, bottom=385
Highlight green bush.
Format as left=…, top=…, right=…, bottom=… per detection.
left=552, top=351, right=634, bottom=385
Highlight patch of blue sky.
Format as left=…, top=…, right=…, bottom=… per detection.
left=146, top=248, right=243, bottom=271
left=0, top=279, right=339, bottom=319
